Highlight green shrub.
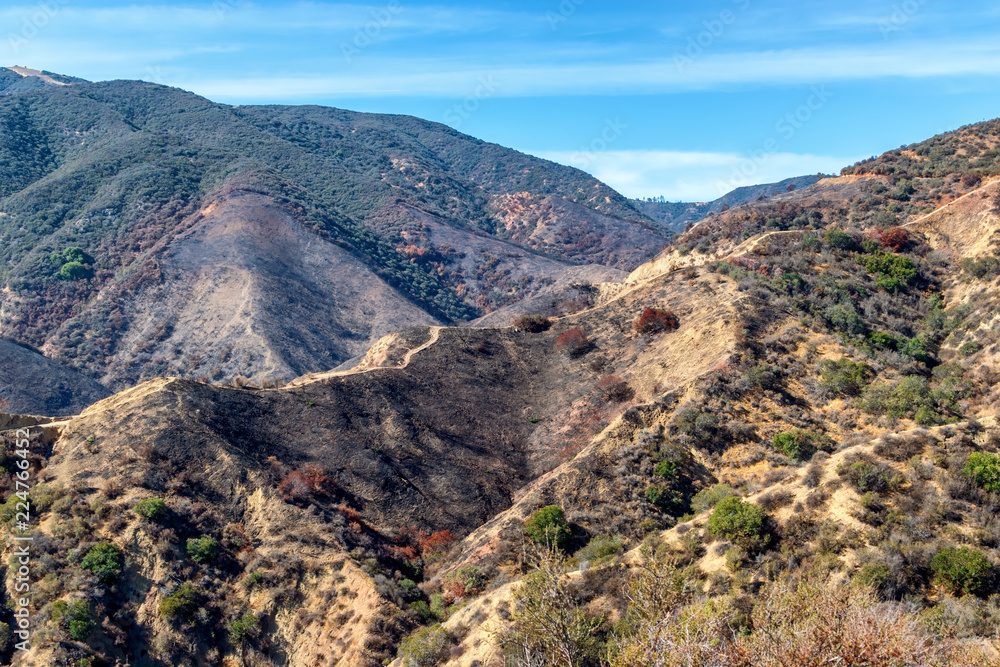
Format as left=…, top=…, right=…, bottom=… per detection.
left=227, top=614, right=260, bottom=642
left=57, top=261, right=93, bottom=281
left=186, top=536, right=220, bottom=564
left=963, top=452, right=1000, bottom=492
left=50, top=246, right=90, bottom=266
left=80, top=543, right=123, bottom=583
left=824, top=229, right=861, bottom=251
left=65, top=599, right=93, bottom=641
left=134, top=497, right=166, bottom=521
left=859, top=376, right=940, bottom=421
left=707, top=497, right=769, bottom=551
left=576, top=535, right=624, bottom=564
left=899, top=336, right=931, bottom=364
left=744, top=363, right=779, bottom=390
left=691, top=484, right=735, bottom=514
left=398, top=624, right=452, bottom=666
left=855, top=562, right=891, bottom=590
left=524, top=505, right=571, bottom=550
left=820, top=358, right=872, bottom=396
left=159, top=583, right=200, bottom=620
left=645, top=485, right=683, bottom=510
left=931, top=547, right=992, bottom=596
left=242, top=570, right=265, bottom=590
left=772, top=429, right=833, bottom=461
left=959, top=341, right=983, bottom=357
left=653, top=460, right=678, bottom=479
left=824, top=305, right=868, bottom=335
left=867, top=331, right=899, bottom=350
left=861, top=251, right=917, bottom=293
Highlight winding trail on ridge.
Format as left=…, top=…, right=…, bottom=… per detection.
left=285, top=326, right=444, bottom=388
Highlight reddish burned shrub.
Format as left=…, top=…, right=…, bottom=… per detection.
left=279, top=472, right=312, bottom=505
left=961, top=172, right=982, bottom=188
left=420, top=530, right=456, bottom=557
left=556, top=327, right=592, bottom=357
left=872, top=227, right=909, bottom=252
left=634, top=308, right=679, bottom=335
left=393, top=526, right=457, bottom=560
left=279, top=464, right=335, bottom=505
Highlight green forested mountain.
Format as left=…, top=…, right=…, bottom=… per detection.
left=0, top=70, right=667, bottom=389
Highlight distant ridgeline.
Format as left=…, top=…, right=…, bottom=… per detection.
left=0, top=69, right=671, bottom=390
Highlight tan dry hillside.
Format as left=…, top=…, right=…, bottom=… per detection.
left=1, top=244, right=748, bottom=666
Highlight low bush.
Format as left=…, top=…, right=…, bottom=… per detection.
left=514, top=314, right=552, bottom=333
left=691, top=484, right=735, bottom=514
left=227, top=614, right=260, bottom=643
left=634, top=308, right=679, bottom=335
left=859, top=376, right=945, bottom=422
left=653, top=460, right=679, bottom=479
left=743, top=363, right=779, bottom=390
left=873, top=227, right=909, bottom=251
left=555, top=327, right=593, bottom=357
left=931, top=547, right=992, bottom=596
left=757, top=489, right=795, bottom=512
left=159, top=583, right=200, bottom=621
left=53, top=599, right=93, bottom=641
left=820, top=358, right=872, bottom=396
left=186, top=536, right=220, bottom=564
left=707, top=497, right=769, bottom=551
left=398, top=624, right=452, bottom=666
left=861, top=251, right=917, bottom=293
left=960, top=256, right=1000, bottom=281
left=646, top=485, right=683, bottom=511
left=134, top=497, right=166, bottom=521
left=839, top=459, right=902, bottom=494
left=772, top=429, right=833, bottom=461
left=576, top=535, right=624, bottom=564
left=80, top=543, right=123, bottom=583
left=824, top=229, right=861, bottom=251
left=963, top=452, right=1000, bottom=492
left=524, top=505, right=571, bottom=550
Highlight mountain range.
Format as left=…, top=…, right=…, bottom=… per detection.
left=3, top=65, right=1000, bottom=667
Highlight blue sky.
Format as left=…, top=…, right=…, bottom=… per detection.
left=3, top=0, right=1000, bottom=201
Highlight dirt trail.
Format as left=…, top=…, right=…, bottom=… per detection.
left=902, top=178, right=1000, bottom=228
left=286, top=326, right=444, bottom=387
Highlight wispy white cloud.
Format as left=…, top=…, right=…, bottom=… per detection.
left=529, top=149, right=860, bottom=201
left=155, top=40, right=1000, bottom=100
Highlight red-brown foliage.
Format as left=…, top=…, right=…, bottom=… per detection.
left=556, top=327, right=592, bottom=356
left=394, top=526, right=456, bottom=559
left=873, top=227, right=909, bottom=251
left=419, top=530, right=456, bottom=556
left=961, top=172, right=982, bottom=188
left=338, top=504, right=366, bottom=525
left=279, top=472, right=312, bottom=504
left=278, top=464, right=335, bottom=505
left=634, top=308, right=680, bottom=335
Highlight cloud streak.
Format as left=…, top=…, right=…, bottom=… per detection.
left=161, top=41, right=1000, bottom=101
